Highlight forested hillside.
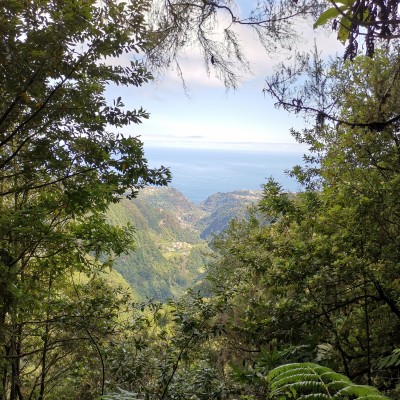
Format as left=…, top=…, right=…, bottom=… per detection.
left=1, top=0, right=400, bottom=399
left=106, top=188, right=261, bottom=300
left=197, top=190, right=262, bottom=238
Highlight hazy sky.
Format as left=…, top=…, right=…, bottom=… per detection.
left=109, top=5, right=344, bottom=152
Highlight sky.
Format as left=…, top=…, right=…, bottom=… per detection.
left=107, top=2, right=344, bottom=153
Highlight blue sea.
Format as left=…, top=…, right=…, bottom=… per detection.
left=144, top=146, right=306, bottom=203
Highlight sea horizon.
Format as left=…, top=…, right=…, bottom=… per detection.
left=144, top=145, right=307, bottom=203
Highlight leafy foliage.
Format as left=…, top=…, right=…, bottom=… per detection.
left=268, top=363, right=390, bottom=399
left=313, top=0, right=400, bottom=59
left=105, top=188, right=260, bottom=301
left=145, top=0, right=324, bottom=88
left=201, top=50, right=400, bottom=398
left=0, top=0, right=170, bottom=398
left=197, top=190, right=262, bottom=239
left=2, top=0, right=400, bottom=399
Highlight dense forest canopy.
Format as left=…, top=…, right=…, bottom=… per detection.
left=1, top=0, right=400, bottom=399
left=0, top=0, right=170, bottom=398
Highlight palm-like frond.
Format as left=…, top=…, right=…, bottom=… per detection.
left=267, top=363, right=389, bottom=399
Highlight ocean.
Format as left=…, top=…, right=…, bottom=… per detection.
left=144, top=146, right=306, bottom=203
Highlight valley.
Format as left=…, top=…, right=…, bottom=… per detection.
left=107, top=187, right=262, bottom=301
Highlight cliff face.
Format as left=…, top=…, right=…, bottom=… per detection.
left=107, top=187, right=262, bottom=301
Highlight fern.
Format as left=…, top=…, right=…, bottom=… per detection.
left=376, top=349, right=400, bottom=369
left=267, top=363, right=389, bottom=400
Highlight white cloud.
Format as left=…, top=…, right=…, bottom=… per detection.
left=139, top=16, right=345, bottom=96
left=161, top=52, right=226, bottom=89
left=106, top=4, right=347, bottom=151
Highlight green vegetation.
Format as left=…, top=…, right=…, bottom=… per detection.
left=267, top=363, right=390, bottom=399
left=105, top=188, right=260, bottom=300
left=197, top=191, right=262, bottom=239
left=0, top=0, right=169, bottom=398
left=107, top=195, right=203, bottom=301
left=1, top=0, right=400, bottom=399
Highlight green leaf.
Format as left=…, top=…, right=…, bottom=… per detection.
left=267, top=363, right=390, bottom=400
left=313, top=6, right=349, bottom=29
left=337, top=14, right=352, bottom=43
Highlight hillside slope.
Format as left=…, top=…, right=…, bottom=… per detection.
left=107, top=187, right=261, bottom=301
left=197, top=190, right=262, bottom=239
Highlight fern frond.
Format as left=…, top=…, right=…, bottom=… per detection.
left=273, top=380, right=329, bottom=395
left=333, top=384, right=389, bottom=399
left=267, top=363, right=390, bottom=400
left=320, top=372, right=351, bottom=383
left=376, top=349, right=400, bottom=369
left=354, top=397, right=391, bottom=400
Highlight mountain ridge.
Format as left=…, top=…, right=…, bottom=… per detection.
left=107, top=187, right=262, bottom=301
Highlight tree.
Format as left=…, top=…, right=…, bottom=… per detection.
left=313, top=0, right=400, bottom=59
left=203, top=50, right=400, bottom=397
left=264, top=45, right=400, bottom=156
left=104, top=292, right=228, bottom=400
left=0, top=1, right=170, bottom=398
left=144, top=0, right=400, bottom=88
left=145, top=0, right=323, bottom=88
